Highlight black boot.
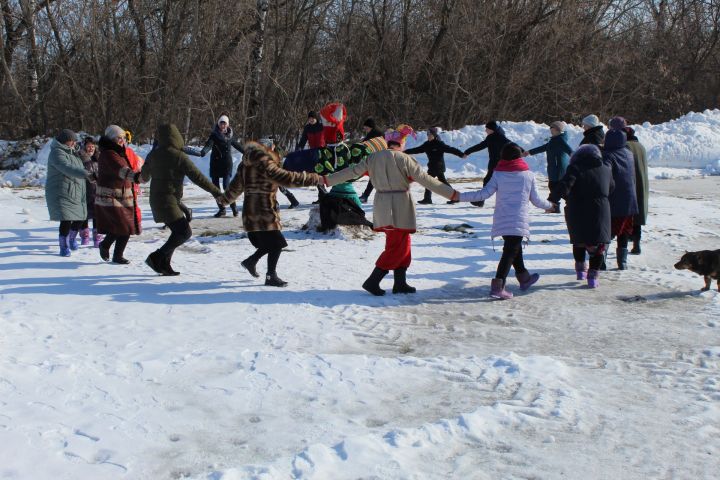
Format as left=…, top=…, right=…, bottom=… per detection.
left=213, top=206, right=227, bottom=218
left=470, top=200, right=484, bottom=207
left=631, top=241, right=641, bottom=255
left=392, top=268, right=416, bottom=294
left=284, top=191, right=300, bottom=209
left=362, top=267, right=388, bottom=296
left=265, top=272, right=288, bottom=287
left=241, top=257, right=260, bottom=278
left=230, top=203, right=239, bottom=217
left=99, top=241, right=110, bottom=261
left=162, top=254, right=180, bottom=276
left=145, top=250, right=165, bottom=274
left=617, top=248, right=628, bottom=270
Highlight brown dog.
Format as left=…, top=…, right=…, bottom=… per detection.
left=674, top=250, right=720, bottom=292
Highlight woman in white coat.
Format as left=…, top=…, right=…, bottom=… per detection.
left=457, top=143, right=555, bottom=299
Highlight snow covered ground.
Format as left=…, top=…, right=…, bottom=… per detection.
left=1, top=172, right=719, bottom=479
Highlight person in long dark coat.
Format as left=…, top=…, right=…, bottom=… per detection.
left=549, top=145, right=614, bottom=288
left=463, top=121, right=512, bottom=207
left=186, top=115, right=244, bottom=217
left=602, top=117, right=638, bottom=270
left=78, top=137, right=101, bottom=247
left=625, top=127, right=649, bottom=254
left=406, top=127, right=465, bottom=205
left=95, top=125, right=143, bottom=264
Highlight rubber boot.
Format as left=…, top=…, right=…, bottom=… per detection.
left=515, top=270, right=539, bottom=291
left=587, top=269, right=599, bottom=288
left=490, top=278, right=513, bottom=299
left=58, top=235, right=71, bottom=257
left=362, top=267, right=388, bottom=296
left=575, top=261, right=588, bottom=280
left=616, top=248, right=628, bottom=270
left=392, top=268, right=416, bottom=294
left=265, top=272, right=288, bottom=287
left=92, top=229, right=104, bottom=248
left=230, top=202, right=239, bottom=217
left=80, top=228, right=91, bottom=246
left=68, top=230, right=79, bottom=251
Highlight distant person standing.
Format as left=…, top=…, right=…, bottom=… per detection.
left=579, top=114, right=605, bottom=147
left=523, top=120, right=573, bottom=213
left=296, top=110, right=328, bottom=203
left=463, top=121, right=512, bottom=207
left=624, top=126, right=649, bottom=255
left=186, top=115, right=244, bottom=217
left=358, top=118, right=384, bottom=203
left=45, top=129, right=91, bottom=257
left=78, top=137, right=102, bottom=247
left=406, top=127, right=465, bottom=205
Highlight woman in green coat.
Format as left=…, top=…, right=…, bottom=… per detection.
left=45, top=129, right=91, bottom=256
left=141, top=124, right=223, bottom=276
left=625, top=127, right=649, bottom=254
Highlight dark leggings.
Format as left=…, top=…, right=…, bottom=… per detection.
left=100, top=234, right=130, bottom=260
left=59, top=220, right=84, bottom=236
left=632, top=224, right=642, bottom=243
left=495, top=236, right=527, bottom=280
left=361, top=180, right=374, bottom=198
left=573, top=244, right=606, bottom=270
left=159, top=218, right=192, bottom=262
left=617, top=234, right=629, bottom=249
left=246, top=247, right=282, bottom=274
left=422, top=171, right=451, bottom=201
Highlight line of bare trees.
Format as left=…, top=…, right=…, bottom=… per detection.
left=1, top=0, right=719, bottom=147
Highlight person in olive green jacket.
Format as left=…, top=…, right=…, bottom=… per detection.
left=625, top=127, right=649, bottom=254
left=140, top=124, right=223, bottom=275
left=45, top=129, right=92, bottom=256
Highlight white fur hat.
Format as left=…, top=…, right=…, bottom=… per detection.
left=218, top=115, right=230, bottom=126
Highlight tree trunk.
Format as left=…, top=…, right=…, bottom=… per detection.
left=246, top=0, right=269, bottom=138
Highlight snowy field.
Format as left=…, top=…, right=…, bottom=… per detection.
left=1, top=173, right=719, bottom=479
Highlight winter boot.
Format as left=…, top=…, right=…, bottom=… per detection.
left=162, top=255, right=180, bottom=276
left=599, top=248, right=608, bottom=271
left=490, top=278, right=513, bottom=300
left=213, top=206, right=227, bottom=218
left=58, top=235, right=71, bottom=257
left=516, top=270, right=540, bottom=291
left=616, top=248, right=628, bottom=270
left=470, top=201, right=485, bottom=208
left=392, top=268, right=416, bottom=294
left=68, top=230, right=80, bottom=251
left=230, top=202, right=239, bottom=217
left=241, top=257, right=260, bottom=278
left=80, top=228, right=91, bottom=246
left=575, top=261, right=588, bottom=280
left=145, top=250, right=166, bottom=275
left=92, top=229, right=104, bottom=248
left=362, top=267, right=388, bottom=296
left=587, top=269, right=599, bottom=288
left=265, top=272, right=288, bottom=287
left=631, top=241, right=641, bottom=255
left=112, top=256, right=130, bottom=265
left=284, top=191, right=300, bottom=209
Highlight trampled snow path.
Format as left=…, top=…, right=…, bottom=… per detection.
left=0, top=177, right=718, bottom=479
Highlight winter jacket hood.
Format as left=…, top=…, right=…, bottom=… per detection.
left=603, top=129, right=627, bottom=150
left=495, top=158, right=529, bottom=172
left=156, top=124, right=185, bottom=151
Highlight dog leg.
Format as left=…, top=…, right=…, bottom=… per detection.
left=702, top=276, right=711, bottom=291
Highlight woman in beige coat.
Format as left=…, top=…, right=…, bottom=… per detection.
left=323, top=140, right=457, bottom=295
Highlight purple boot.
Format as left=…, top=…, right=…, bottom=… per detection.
left=490, top=278, right=513, bottom=299
left=80, top=228, right=91, bottom=246
left=67, top=230, right=79, bottom=251
left=58, top=235, right=71, bottom=257
left=92, top=229, right=104, bottom=248
left=516, top=271, right=540, bottom=291
left=575, top=261, right=588, bottom=280
left=587, top=269, right=599, bottom=288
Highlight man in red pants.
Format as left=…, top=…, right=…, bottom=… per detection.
left=322, top=139, right=458, bottom=296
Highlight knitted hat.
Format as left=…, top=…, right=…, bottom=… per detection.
left=582, top=114, right=600, bottom=128
left=428, top=127, right=440, bottom=137
left=258, top=138, right=273, bottom=148
left=56, top=129, right=78, bottom=144
left=500, top=143, right=524, bottom=160
left=308, top=111, right=317, bottom=119
left=549, top=121, right=567, bottom=132
left=485, top=121, right=499, bottom=132
left=218, top=115, right=230, bottom=126
left=104, top=125, right=125, bottom=140
left=363, top=118, right=376, bottom=129
left=609, top=116, right=627, bottom=130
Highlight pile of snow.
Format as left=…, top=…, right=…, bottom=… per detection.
left=2, top=109, right=719, bottom=187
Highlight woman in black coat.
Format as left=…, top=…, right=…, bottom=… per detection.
left=186, top=115, right=244, bottom=217
left=549, top=144, right=614, bottom=288
left=406, top=127, right=465, bottom=204
left=463, top=121, right=512, bottom=206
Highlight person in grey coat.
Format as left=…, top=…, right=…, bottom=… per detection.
left=45, top=129, right=93, bottom=256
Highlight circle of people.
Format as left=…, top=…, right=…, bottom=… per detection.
left=44, top=111, right=647, bottom=298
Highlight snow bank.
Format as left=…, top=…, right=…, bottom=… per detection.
left=2, top=109, right=719, bottom=187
